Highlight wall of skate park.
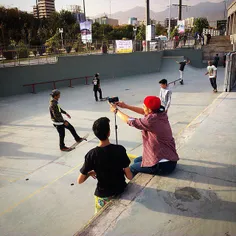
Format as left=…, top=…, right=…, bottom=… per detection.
left=0, top=48, right=205, bottom=97
left=163, top=49, right=205, bottom=68
left=0, top=51, right=163, bottom=97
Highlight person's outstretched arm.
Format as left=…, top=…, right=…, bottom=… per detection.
left=116, top=101, right=144, bottom=115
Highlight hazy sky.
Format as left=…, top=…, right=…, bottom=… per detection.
left=0, top=0, right=225, bottom=17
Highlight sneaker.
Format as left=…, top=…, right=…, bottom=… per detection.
left=60, top=146, right=71, bottom=151
left=180, top=80, right=184, bottom=85
left=76, top=137, right=87, bottom=143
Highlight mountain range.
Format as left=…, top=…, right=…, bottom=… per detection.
left=102, top=0, right=234, bottom=25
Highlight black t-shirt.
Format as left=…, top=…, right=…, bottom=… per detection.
left=179, top=61, right=186, bottom=71
left=80, top=144, right=131, bottom=198
left=93, top=77, right=100, bottom=90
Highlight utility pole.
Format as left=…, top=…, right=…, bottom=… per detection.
left=83, top=0, right=86, bottom=21
left=172, top=0, right=188, bottom=21
left=168, top=0, right=171, bottom=40
left=146, top=0, right=150, bottom=51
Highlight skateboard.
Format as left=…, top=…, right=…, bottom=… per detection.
left=68, top=133, right=89, bottom=151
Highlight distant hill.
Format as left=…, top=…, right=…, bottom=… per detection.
left=100, top=1, right=232, bottom=25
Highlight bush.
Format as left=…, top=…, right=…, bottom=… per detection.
left=17, top=41, right=29, bottom=59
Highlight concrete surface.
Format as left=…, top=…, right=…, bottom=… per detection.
left=0, top=58, right=225, bottom=236
left=77, top=91, right=236, bottom=236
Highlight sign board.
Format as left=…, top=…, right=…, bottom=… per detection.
left=59, top=28, right=63, bottom=33
left=178, top=20, right=185, bottom=33
left=146, top=25, right=155, bottom=41
left=80, top=21, right=92, bottom=43
left=115, top=40, right=133, bottom=53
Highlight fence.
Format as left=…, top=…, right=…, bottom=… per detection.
left=224, top=51, right=236, bottom=92
left=0, top=37, right=197, bottom=68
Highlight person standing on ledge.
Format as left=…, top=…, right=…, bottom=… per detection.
left=93, top=73, right=103, bottom=102
left=176, top=59, right=190, bottom=85
left=49, top=89, right=85, bottom=151
left=110, top=96, right=179, bottom=176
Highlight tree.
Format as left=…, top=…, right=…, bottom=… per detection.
left=193, top=18, right=209, bottom=34
left=155, top=23, right=167, bottom=36
left=136, top=24, right=145, bottom=41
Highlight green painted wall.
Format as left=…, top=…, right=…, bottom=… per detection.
left=163, top=49, right=206, bottom=68
left=0, top=51, right=163, bottom=97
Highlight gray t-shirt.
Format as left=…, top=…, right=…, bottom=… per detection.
left=159, top=87, right=172, bottom=111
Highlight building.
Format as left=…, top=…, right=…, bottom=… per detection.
left=33, top=0, right=55, bottom=18
left=94, top=16, right=118, bottom=26
left=227, top=0, right=236, bottom=41
left=137, top=19, right=157, bottom=26
left=128, top=17, right=138, bottom=26
left=164, top=18, right=178, bottom=28
left=185, top=17, right=195, bottom=29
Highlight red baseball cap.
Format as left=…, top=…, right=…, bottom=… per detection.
left=144, top=96, right=161, bottom=111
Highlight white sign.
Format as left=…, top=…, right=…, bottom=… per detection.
left=115, top=40, right=133, bottom=53
left=59, top=28, right=63, bottom=33
left=146, top=25, right=155, bottom=41
left=80, top=21, right=92, bottom=43
left=178, top=20, right=185, bottom=34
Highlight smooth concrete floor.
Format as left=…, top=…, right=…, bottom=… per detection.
left=0, top=58, right=225, bottom=236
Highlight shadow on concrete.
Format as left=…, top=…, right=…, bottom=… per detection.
left=1, top=124, right=91, bottom=132
left=0, top=142, right=57, bottom=161
left=121, top=183, right=236, bottom=223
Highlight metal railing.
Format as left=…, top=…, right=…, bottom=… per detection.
left=0, top=37, right=198, bottom=68
left=23, top=75, right=94, bottom=94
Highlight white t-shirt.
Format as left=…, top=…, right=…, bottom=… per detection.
left=207, top=65, right=217, bottom=78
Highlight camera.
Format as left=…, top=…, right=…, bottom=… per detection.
left=108, top=97, right=119, bottom=104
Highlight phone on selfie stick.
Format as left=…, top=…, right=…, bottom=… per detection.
left=108, top=97, right=119, bottom=145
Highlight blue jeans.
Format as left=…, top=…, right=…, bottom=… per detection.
left=130, top=156, right=177, bottom=176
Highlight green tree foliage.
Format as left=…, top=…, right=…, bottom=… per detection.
left=193, top=18, right=209, bottom=34
left=136, top=24, right=145, bottom=41
left=0, top=6, right=137, bottom=48
left=155, top=23, right=167, bottom=36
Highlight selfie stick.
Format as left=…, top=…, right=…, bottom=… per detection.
left=114, top=112, right=118, bottom=145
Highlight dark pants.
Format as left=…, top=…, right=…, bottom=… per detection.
left=54, top=121, right=80, bottom=149
left=94, top=88, right=102, bottom=101
left=130, top=156, right=177, bottom=176
left=209, top=77, right=217, bottom=90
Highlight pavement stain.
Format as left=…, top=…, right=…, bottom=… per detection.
left=174, top=187, right=201, bottom=202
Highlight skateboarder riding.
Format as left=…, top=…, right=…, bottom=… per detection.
left=49, top=89, right=85, bottom=151
left=176, top=59, right=190, bottom=85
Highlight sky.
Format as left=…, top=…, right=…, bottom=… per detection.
left=0, top=0, right=225, bottom=17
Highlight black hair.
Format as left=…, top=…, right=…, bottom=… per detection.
left=153, top=105, right=165, bottom=114
left=159, top=79, right=168, bottom=85
left=93, top=117, right=110, bottom=141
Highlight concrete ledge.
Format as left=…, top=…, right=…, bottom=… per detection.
left=74, top=173, right=154, bottom=236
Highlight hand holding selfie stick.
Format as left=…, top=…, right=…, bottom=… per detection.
left=109, top=97, right=119, bottom=145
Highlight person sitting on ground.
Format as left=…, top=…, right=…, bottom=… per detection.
left=49, top=89, right=85, bottom=151
left=159, top=79, right=172, bottom=113
left=77, top=117, right=132, bottom=213
left=110, top=96, right=179, bottom=176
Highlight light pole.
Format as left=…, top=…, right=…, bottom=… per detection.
left=83, top=0, right=86, bottom=21
left=146, top=0, right=150, bottom=51
left=168, top=0, right=171, bottom=40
